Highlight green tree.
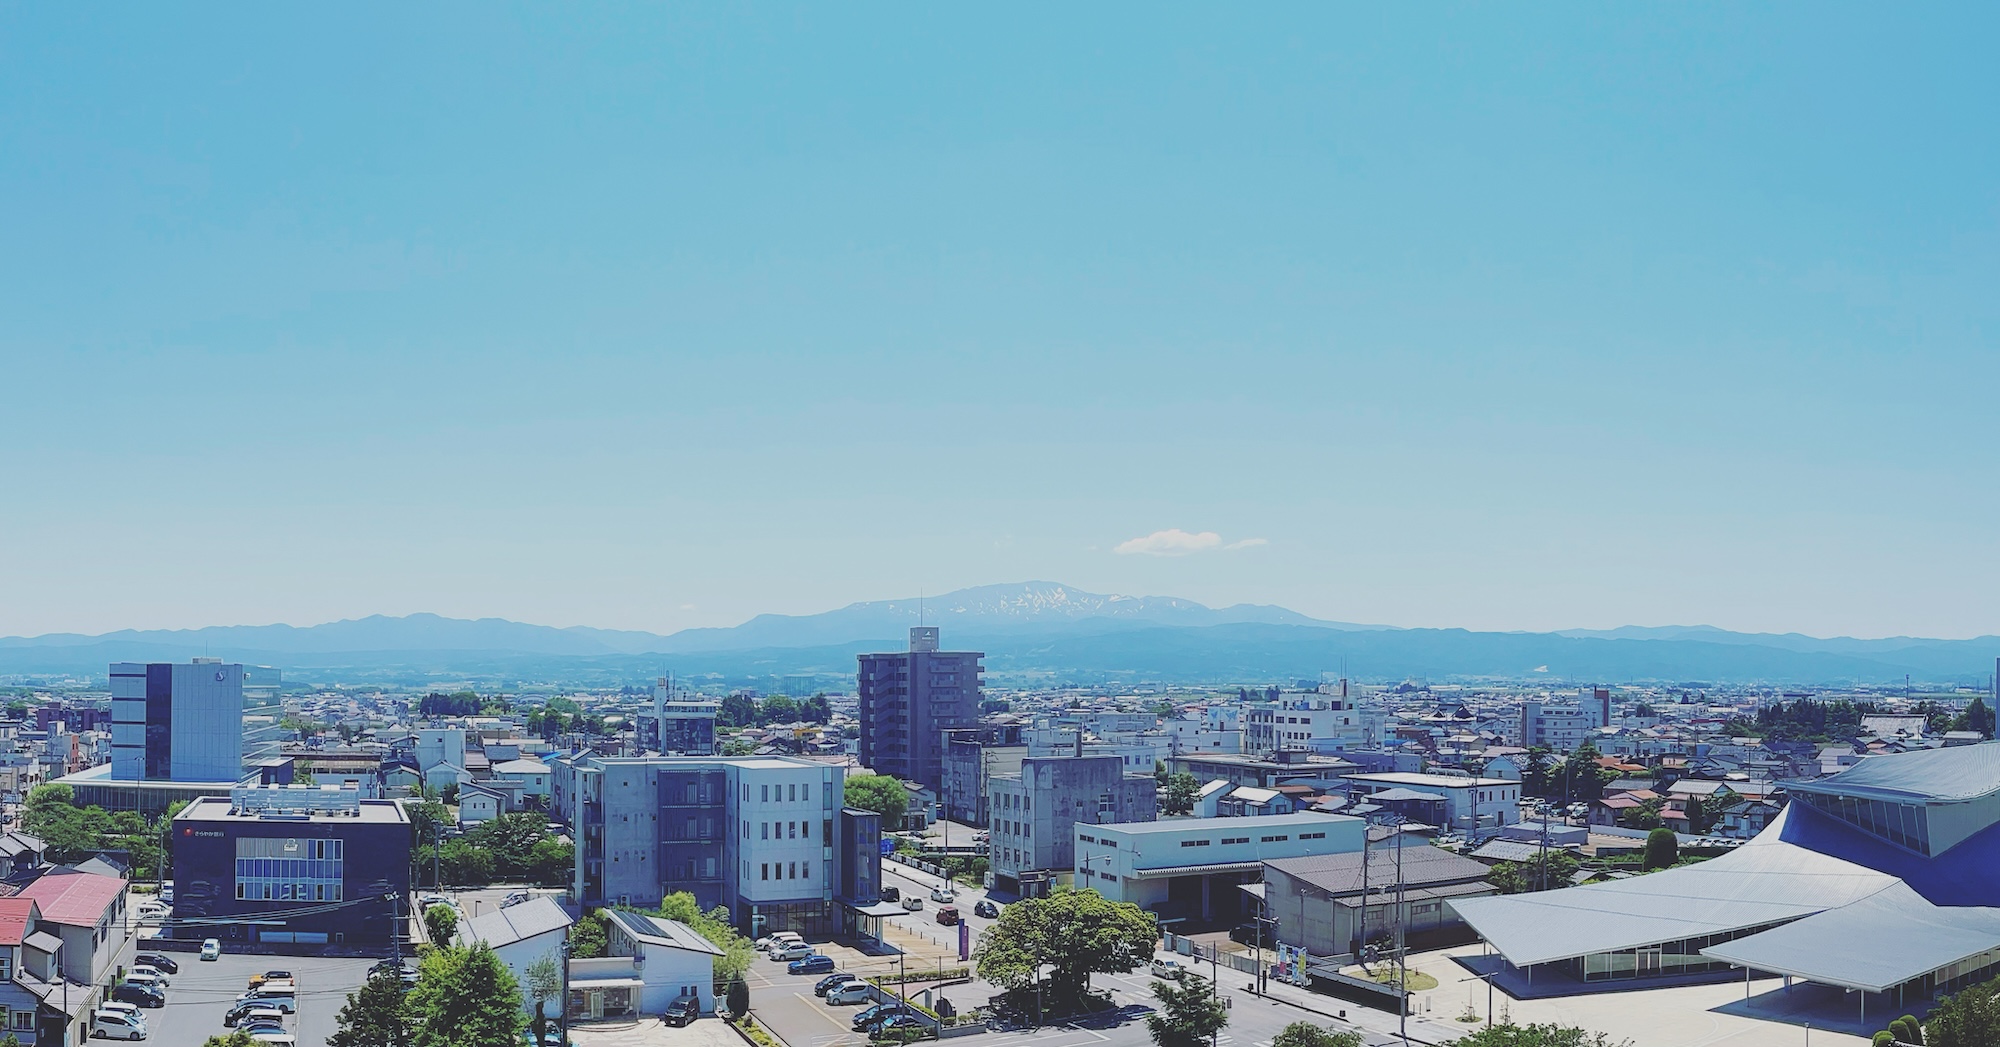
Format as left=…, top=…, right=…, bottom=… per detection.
left=204, top=1032, right=260, bottom=1047
left=718, top=694, right=759, bottom=728
left=1953, top=698, right=1997, bottom=740
left=1160, top=773, right=1200, bottom=816
left=1451, top=1024, right=1631, bottom=1047
left=1145, top=974, right=1228, bottom=1047
left=570, top=911, right=609, bottom=959
left=405, top=944, right=526, bottom=1047
left=844, top=774, right=908, bottom=831
left=424, top=904, right=459, bottom=945
left=329, top=970, right=414, bottom=1047
left=528, top=837, right=574, bottom=887
left=974, top=886, right=1159, bottom=1009
left=1488, top=850, right=1581, bottom=895
left=1927, top=975, right=2000, bottom=1047
left=1873, top=1033, right=1897, bottom=1047
left=726, top=976, right=749, bottom=1018
left=1889, top=1016, right=1922, bottom=1045
left=440, top=839, right=493, bottom=886
left=523, top=953, right=563, bottom=1043
left=720, top=738, right=756, bottom=757
left=1643, top=828, right=1678, bottom=870
left=1269, top=1022, right=1361, bottom=1047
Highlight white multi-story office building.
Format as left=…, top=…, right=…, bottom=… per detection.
left=1519, top=688, right=1614, bottom=749
left=1245, top=694, right=1376, bottom=752
left=110, top=659, right=282, bottom=782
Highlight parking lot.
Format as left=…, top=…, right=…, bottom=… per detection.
left=127, top=952, right=376, bottom=1047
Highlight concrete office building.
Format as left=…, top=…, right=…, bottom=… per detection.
left=552, top=753, right=873, bottom=938
left=650, top=677, right=719, bottom=756
left=1517, top=688, right=1613, bottom=749
left=1246, top=691, right=1374, bottom=753
left=857, top=628, right=983, bottom=789
left=987, top=754, right=1158, bottom=897
left=1340, top=772, right=1521, bottom=834
left=110, top=660, right=283, bottom=782
left=941, top=730, right=1027, bottom=827
left=169, top=783, right=411, bottom=947
left=1074, top=811, right=1364, bottom=921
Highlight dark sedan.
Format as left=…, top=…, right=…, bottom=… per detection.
left=788, top=954, right=836, bottom=975
left=137, top=953, right=180, bottom=974
left=814, top=972, right=858, bottom=996
left=973, top=899, right=1000, bottom=919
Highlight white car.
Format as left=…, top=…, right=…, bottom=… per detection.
left=756, top=931, right=803, bottom=951
left=92, top=1011, right=146, bottom=1040
left=826, top=981, right=874, bottom=1005
left=929, top=886, right=955, bottom=903
left=902, top=894, right=924, bottom=911
left=96, top=1002, right=145, bottom=1023
left=769, top=942, right=812, bottom=961
left=201, top=939, right=222, bottom=961
left=129, top=965, right=171, bottom=986
left=1150, top=959, right=1185, bottom=980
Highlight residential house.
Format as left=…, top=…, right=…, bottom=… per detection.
left=457, top=783, right=510, bottom=826
left=600, top=909, right=725, bottom=1015
left=458, top=897, right=572, bottom=1014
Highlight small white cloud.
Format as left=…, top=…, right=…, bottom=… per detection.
left=680, top=603, right=697, bottom=611
left=1114, top=529, right=1224, bottom=557
left=1224, top=538, right=1269, bottom=551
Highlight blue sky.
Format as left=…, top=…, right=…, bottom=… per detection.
left=2, top=4, right=1996, bottom=639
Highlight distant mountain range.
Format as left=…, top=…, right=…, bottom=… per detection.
left=1, top=581, right=1994, bottom=688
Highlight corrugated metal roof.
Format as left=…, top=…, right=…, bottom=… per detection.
left=1449, top=806, right=1899, bottom=967
left=0, top=899, right=35, bottom=947
left=1790, top=743, right=2000, bottom=803
left=1702, top=882, right=2000, bottom=992
left=458, top=896, right=573, bottom=949
left=16, top=870, right=124, bottom=927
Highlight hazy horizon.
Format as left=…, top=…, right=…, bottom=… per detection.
left=3, top=5, right=1995, bottom=641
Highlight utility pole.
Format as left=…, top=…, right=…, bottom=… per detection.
left=1395, top=817, right=1408, bottom=1046
left=559, top=937, right=571, bottom=1043
left=1352, top=826, right=1371, bottom=958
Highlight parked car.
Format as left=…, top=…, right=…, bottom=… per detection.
left=826, top=982, right=874, bottom=1006
left=137, top=953, right=179, bottom=974
left=129, top=965, right=172, bottom=987
left=239, top=1019, right=289, bottom=1038
left=879, top=885, right=900, bottom=902
left=248, top=971, right=294, bottom=989
left=755, top=931, right=803, bottom=950
left=122, top=971, right=167, bottom=994
left=92, top=1010, right=147, bottom=1040
left=95, top=1002, right=145, bottom=1023
left=935, top=906, right=959, bottom=926
left=769, top=942, right=812, bottom=962
left=789, top=954, right=836, bottom=975
left=237, top=988, right=298, bottom=1014
left=814, top=973, right=859, bottom=996
left=876, top=1014, right=928, bottom=1035
left=111, top=984, right=165, bottom=1009
left=246, top=1034, right=296, bottom=1047
left=419, top=894, right=450, bottom=908
left=851, top=1002, right=907, bottom=1030
left=663, top=995, right=701, bottom=1026
left=973, top=899, right=999, bottom=919
left=502, top=891, right=531, bottom=908
left=157, top=885, right=173, bottom=905
left=227, top=1005, right=288, bottom=1029
left=200, top=938, right=222, bottom=961
left=1150, top=959, right=1185, bottom=980
left=929, top=886, right=955, bottom=903
left=902, top=894, right=924, bottom=911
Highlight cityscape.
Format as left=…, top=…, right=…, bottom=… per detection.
left=3, top=7, right=1996, bottom=1047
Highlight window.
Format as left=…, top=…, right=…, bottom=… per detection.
left=761, top=864, right=769, bottom=881
left=789, top=822, right=798, bottom=839
left=1180, top=839, right=1210, bottom=847
left=762, top=785, right=770, bottom=802
left=1078, top=834, right=1095, bottom=844
left=1299, top=832, right=1326, bottom=840
left=789, top=784, right=798, bottom=801
left=789, top=862, right=797, bottom=879
left=761, top=823, right=769, bottom=839
left=7, top=1011, right=24, bottom=1031
left=1221, top=837, right=1248, bottom=845
left=1260, top=836, right=1289, bottom=843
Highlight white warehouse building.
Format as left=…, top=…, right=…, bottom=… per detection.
left=1074, top=811, right=1365, bottom=923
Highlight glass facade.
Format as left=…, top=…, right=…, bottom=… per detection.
left=1793, top=791, right=1932, bottom=855
left=235, top=837, right=344, bottom=902
left=1563, top=923, right=1785, bottom=982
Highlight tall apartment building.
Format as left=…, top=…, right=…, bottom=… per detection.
left=110, top=660, right=283, bottom=782
left=551, top=753, right=877, bottom=937
left=985, top=754, right=1159, bottom=897
left=1519, top=688, right=1614, bottom=749
left=856, top=628, right=982, bottom=789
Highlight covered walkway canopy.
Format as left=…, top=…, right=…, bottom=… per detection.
left=1449, top=808, right=1899, bottom=968
left=1701, top=881, right=2000, bottom=993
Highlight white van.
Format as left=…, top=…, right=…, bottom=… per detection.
left=123, top=971, right=167, bottom=994
left=92, top=1011, right=147, bottom=1041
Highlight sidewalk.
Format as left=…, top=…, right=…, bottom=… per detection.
left=1155, top=945, right=1467, bottom=1046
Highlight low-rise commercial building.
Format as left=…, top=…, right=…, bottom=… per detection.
left=1074, top=811, right=1364, bottom=922
left=1339, top=772, right=1520, bottom=835
left=987, top=754, right=1158, bottom=897
left=169, top=784, right=412, bottom=947
left=1263, top=844, right=1497, bottom=958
